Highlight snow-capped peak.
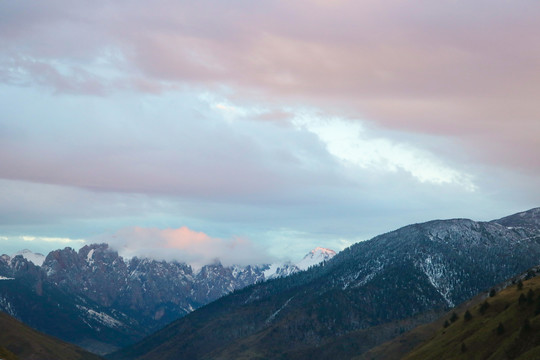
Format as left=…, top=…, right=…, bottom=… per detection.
left=12, top=249, right=46, bottom=266
left=296, top=247, right=336, bottom=271
left=264, top=247, right=337, bottom=280
left=263, top=262, right=299, bottom=279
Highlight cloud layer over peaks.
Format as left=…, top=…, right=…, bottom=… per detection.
left=104, top=226, right=271, bottom=268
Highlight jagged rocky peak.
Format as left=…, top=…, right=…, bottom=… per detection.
left=78, top=243, right=123, bottom=266
left=9, top=254, right=42, bottom=279
left=0, top=255, right=13, bottom=278
left=0, top=254, right=11, bottom=266
left=42, top=247, right=79, bottom=271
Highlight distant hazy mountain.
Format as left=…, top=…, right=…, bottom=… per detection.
left=111, top=208, right=540, bottom=360
left=0, top=245, right=332, bottom=354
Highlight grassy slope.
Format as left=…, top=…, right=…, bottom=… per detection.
left=0, top=311, right=104, bottom=360
left=0, top=346, right=19, bottom=360
left=403, top=275, right=540, bottom=360
left=358, top=272, right=540, bottom=360
left=354, top=287, right=485, bottom=360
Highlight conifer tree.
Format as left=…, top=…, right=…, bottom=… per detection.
left=527, top=289, right=534, bottom=304
left=479, top=300, right=490, bottom=315
left=522, top=318, right=531, bottom=333
left=443, top=320, right=450, bottom=328
left=497, top=322, right=505, bottom=335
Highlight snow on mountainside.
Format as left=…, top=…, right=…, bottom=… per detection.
left=263, top=262, right=299, bottom=279
left=12, top=249, right=46, bottom=266
left=296, top=247, right=336, bottom=270
left=263, top=247, right=337, bottom=279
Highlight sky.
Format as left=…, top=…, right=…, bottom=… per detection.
left=0, top=0, right=538, bottom=265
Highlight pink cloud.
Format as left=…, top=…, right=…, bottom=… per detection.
left=106, top=226, right=271, bottom=267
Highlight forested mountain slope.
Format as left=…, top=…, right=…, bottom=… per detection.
left=111, top=208, right=540, bottom=360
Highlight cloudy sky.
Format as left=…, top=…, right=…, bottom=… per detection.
left=1, top=0, right=538, bottom=265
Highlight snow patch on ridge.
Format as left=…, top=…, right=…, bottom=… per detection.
left=264, top=247, right=336, bottom=280
left=86, top=248, right=95, bottom=264
left=0, top=296, right=17, bottom=317
left=418, top=256, right=455, bottom=307
left=266, top=296, right=294, bottom=324
left=296, top=247, right=336, bottom=271
left=263, top=262, right=298, bottom=279
left=12, top=249, right=46, bottom=266
left=76, top=305, right=124, bottom=328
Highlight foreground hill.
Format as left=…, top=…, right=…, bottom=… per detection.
left=0, top=310, right=103, bottom=360
left=403, top=270, right=540, bottom=359
left=356, top=266, right=540, bottom=360
left=110, top=208, right=540, bottom=360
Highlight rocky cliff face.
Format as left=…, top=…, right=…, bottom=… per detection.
left=41, top=244, right=272, bottom=327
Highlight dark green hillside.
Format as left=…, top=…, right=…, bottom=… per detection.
left=0, top=311, right=104, bottom=360
left=403, top=274, right=540, bottom=359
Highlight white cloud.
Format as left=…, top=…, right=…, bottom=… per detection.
left=194, top=94, right=476, bottom=191
left=20, top=235, right=86, bottom=244
left=0, top=235, right=87, bottom=256
left=292, top=112, right=476, bottom=191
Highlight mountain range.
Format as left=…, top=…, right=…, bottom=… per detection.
left=1, top=208, right=539, bottom=359
left=110, top=208, right=540, bottom=359
left=0, top=243, right=335, bottom=354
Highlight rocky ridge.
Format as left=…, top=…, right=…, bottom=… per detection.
left=0, top=244, right=334, bottom=353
